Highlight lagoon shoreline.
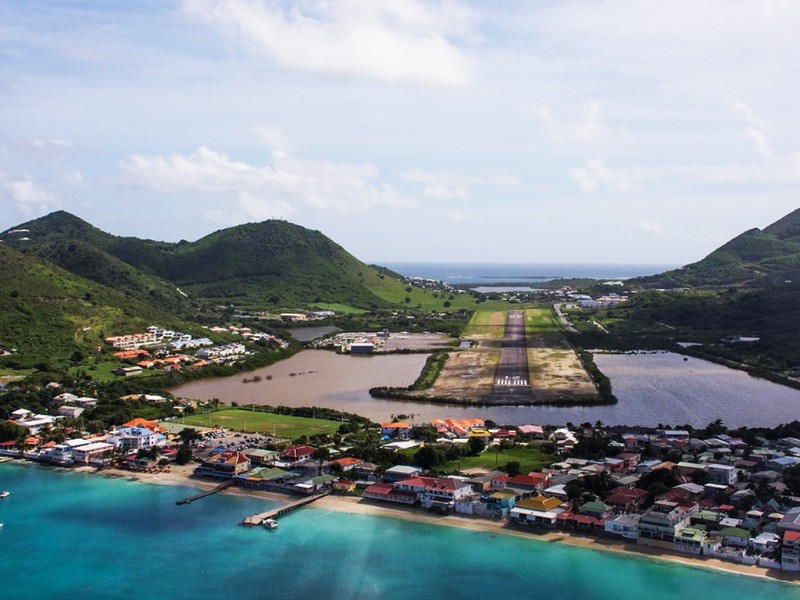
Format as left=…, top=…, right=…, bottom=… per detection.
left=33, top=459, right=796, bottom=587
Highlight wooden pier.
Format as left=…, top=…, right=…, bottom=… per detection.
left=176, top=479, right=235, bottom=504
left=241, top=491, right=330, bottom=526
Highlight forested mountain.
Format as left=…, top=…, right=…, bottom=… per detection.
left=1, top=211, right=408, bottom=309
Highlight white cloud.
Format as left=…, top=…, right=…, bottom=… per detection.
left=120, top=135, right=413, bottom=219
left=569, top=159, right=641, bottom=193
left=0, top=171, right=60, bottom=216
left=637, top=221, right=663, bottom=236
left=724, top=101, right=800, bottom=180
left=181, top=0, right=475, bottom=86
left=0, top=133, right=73, bottom=162
left=252, top=124, right=294, bottom=152
left=530, top=101, right=628, bottom=148
left=401, top=169, right=518, bottom=200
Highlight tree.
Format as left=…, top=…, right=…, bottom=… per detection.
left=503, top=461, right=521, bottom=477
left=175, top=446, right=193, bottom=465
left=411, top=424, right=438, bottom=443
left=312, top=447, right=331, bottom=461
left=178, top=428, right=201, bottom=445
left=0, top=421, right=26, bottom=443
left=414, top=445, right=445, bottom=469
left=467, top=436, right=486, bottom=456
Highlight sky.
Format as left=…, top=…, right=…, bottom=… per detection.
left=2, top=1, right=800, bottom=266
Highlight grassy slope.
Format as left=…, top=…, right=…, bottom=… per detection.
left=0, top=244, right=203, bottom=370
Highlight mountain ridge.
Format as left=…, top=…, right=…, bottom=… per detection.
left=1, top=211, right=403, bottom=310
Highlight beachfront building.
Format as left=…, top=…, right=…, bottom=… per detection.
left=394, top=476, right=473, bottom=512
left=107, top=426, right=166, bottom=451
left=195, top=451, right=251, bottom=479
left=237, top=467, right=294, bottom=490
left=72, top=441, right=115, bottom=466
left=781, top=531, right=800, bottom=571
left=674, top=527, right=707, bottom=555
left=363, top=482, right=417, bottom=505
left=604, top=514, right=641, bottom=540
left=637, top=501, right=691, bottom=548
left=508, top=495, right=566, bottom=528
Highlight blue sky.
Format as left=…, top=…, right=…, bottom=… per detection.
left=2, top=0, right=800, bottom=265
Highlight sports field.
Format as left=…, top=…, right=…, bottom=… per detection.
left=179, top=408, right=342, bottom=438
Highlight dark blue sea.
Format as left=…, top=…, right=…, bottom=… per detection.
left=1, top=463, right=798, bottom=599
left=380, top=262, right=678, bottom=284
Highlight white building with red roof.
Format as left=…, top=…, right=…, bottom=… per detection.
left=395, top=476, right=473, bottom=510
left=280, top=445, right=317, bottom=464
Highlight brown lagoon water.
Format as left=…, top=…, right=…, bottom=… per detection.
left=172, top=350, right=800, bottom=427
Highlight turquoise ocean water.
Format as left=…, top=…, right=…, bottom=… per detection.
left=1, top=463, right=798, bottom=600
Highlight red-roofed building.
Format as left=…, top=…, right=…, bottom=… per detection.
left=381, top=423, right=410, bottom=439
left=331, top=457, right=363, bottom=471
left=363, top=483, right=416, bottom=505
left=395, top=476, right=473, bottom=510
left=123, top=418, right=165, bottom=433
left=195, top=451, right=251, bottom=479
left=783, top=531, right=800, bottom=571
left=506, top=473, right=549, bottom=495
left=280, top=445, right=316, bottom=463
left=605, top=487, right=648, bottom=512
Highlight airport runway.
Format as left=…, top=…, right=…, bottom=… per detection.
left=493, top=310, right=531, bottom=396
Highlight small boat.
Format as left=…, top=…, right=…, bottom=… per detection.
left=0, top=491, right=9, bottom=499
left=262, top=518, right=278, bottom=530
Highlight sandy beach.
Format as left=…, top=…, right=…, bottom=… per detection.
left=96, top=462, right=798, bottom=586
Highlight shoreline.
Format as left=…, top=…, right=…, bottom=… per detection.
left=7, top=459, right=799, bottom=586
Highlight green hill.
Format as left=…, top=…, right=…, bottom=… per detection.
left=0, top=211, right=444, bottom=311
left=638, top=207, right=800, bottom=288
left=0, top=244, right=192, bottom=370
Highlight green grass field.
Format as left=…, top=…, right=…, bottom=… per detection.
left=178, top=408, right=342, bottom=438
left=524, top=307, right=567, bottom=345
left=442, top=444, right=555, bottom=474
left=68, top=359, right=160, bottom=383
left=310, top=302, right=368, bottom=314
left=0, top=368, right=35, bottom=378
left=463, top=310, right=507, bottom=338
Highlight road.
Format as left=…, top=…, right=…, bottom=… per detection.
left=493, top=310, right=531, bottom=396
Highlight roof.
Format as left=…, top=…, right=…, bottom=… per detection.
left=517, top=495, right=562, bottom=512
left=516, top=425, right=544, bottom=435
left=281, top=445, right=317, bottom=459
left=332, top=457, right=363, bottom=467
left=240, top=467, right=289, bottom=481
left=385, top=465, right=421, bottom=474
left=784, top=531, right=800, bottom=543
left=719, top=527, right=750, bottom=538
left=381, top=422, right=410, bottom=429
left=365, top=483, right=395, bottom=496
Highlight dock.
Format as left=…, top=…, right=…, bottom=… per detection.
left=176, top=479, right=235, bottom=504
left=241, top=491, right=330, bottom=526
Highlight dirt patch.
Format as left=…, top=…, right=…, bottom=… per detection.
left=426, top=344, right=498, bottom=401
left=528, top=347, right=597, bottom=400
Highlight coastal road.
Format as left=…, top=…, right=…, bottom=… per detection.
left=493, top=310, right=531, bottom=397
